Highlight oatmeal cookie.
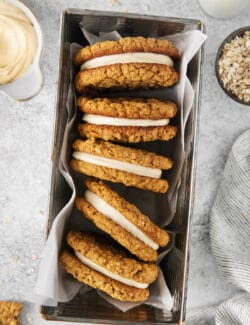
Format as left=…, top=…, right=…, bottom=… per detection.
left=60, top=250, right=149, bottom=302
left=75, top=197, right=158, bottom=262
left=67, top=231, right=158, bottom=283
left=0, top=301, right=22, bottom=325
left=70, top=160, right=169, bottom=193
left=78, top=123, right=177, bottom=143
left=85, top=178, right=169, bottom=247
left=77, top=97, right=177, bottom=119
left=75, top=63, right=178, bottom=93
left=74, top=36, right=180, bottom=66
left=70, top=139, right=171, bottom=193
left=72, top=139, right=172, bottom=169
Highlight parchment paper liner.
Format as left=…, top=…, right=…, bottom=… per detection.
left=31, top=29, right=207, bottom=312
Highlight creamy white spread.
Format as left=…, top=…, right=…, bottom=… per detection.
left=73, top=151, right=162, bottom=179
left=83, top=114, right=170, bottom=127
left=81, top=52, right=174, bottom=70
left=0, top=1, right=37, bottom=84
left=85, top=190, right=159, bottom=250
left=75, top=250, right=149, bottom=289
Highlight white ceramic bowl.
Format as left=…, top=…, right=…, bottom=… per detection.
left=0, top=0, right=43, bottom=100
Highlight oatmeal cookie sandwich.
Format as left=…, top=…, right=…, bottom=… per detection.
left=74, top=36, right=179, bottom=93
left=70, top=139, right=173, bottom=193
left=77, top=96, right=177, bottom=143
left=60, top=231, right=158, bottom=302
left=75, top=178, right=169, bottom=262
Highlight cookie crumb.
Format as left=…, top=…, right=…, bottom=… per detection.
left=39, top=210, right=44, bottom=215
left=31, top=255, right=37, bottom=261
left=218, top=31, right=250, bottom=103
left=13, top=256, right=19, bottom=262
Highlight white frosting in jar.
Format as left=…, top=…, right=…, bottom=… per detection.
left=72, top=151, right=162, bottom=179
left=0, top=1, right=37, bottom=84
left=83, top=114, right=170, bottom=126
left=75, top=251, right=149, bottom=289
left=85, top=190, right=159, bottom=251
left=80, top=52, right=174, bottom=70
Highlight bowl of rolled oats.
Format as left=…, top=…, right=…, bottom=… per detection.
left=216, top=26, right=250, bottom=105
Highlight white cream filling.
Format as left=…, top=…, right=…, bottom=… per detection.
left=83, top=114, right=170, bottom=127
left=73, top=151, right=162, bottom=179
left=75, top=251, right=148, bottom=289
left=85, top=190, right=159, bottom=251
left=80, top=52, right=174, bottom=70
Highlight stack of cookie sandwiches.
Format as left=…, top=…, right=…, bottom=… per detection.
left=61, top=36, right=180, bottom=302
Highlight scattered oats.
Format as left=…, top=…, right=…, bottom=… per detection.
left=218, top=31, right=250, bottom=103
left=31, top=255, right=37, bottom=261
left=13, top=256, right=20, bottom=262
left=0, top=196, right=8, bottom=205
left=25, top=312, right=33, bottom=325
left=39, top=210, right=44, bottom=215
left=109, top=0, right=119, bottom=6
left=5, top=216, right=14, bottom=222
left=27, top=268, right=34, bottom=274
left=143, top=4, right=150, bottom=11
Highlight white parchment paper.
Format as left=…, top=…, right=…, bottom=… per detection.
left=31, top=29, right=207, bottom=312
